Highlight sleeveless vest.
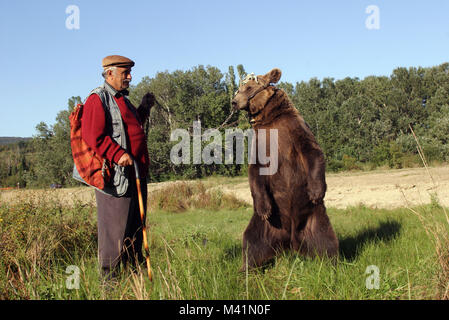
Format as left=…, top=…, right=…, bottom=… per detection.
left=72, top=82, right=130, bottom=197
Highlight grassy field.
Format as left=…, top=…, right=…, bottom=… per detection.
left=0, top=180, right=448, bottom=300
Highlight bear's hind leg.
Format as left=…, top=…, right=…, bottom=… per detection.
left=241, top=214, right=289, bottom=271
left=300, top=204, right=339, bottom=259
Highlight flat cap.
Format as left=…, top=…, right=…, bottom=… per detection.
left=102, top=55, right=135, bottom=69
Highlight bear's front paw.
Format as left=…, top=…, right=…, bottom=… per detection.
left=307, top=183, right=325, bottom=204
left=140, top=92, right=155, bottom=109
left=259, top=212, right=270, bottom=221
left=255, top=201, right=271, bottom=220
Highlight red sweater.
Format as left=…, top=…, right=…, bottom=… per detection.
left=81, top=92, right=149, bottom=178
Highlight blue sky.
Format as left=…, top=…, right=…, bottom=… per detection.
left=1, top=0, right=449, bottom=137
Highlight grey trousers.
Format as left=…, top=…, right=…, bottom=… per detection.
left=95, top=178, right=147, bottom=276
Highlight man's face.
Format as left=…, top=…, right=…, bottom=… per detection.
left=107, top=67, right=132, bottom=91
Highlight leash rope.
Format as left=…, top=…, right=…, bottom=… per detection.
left=149, top=96, right=238, bottom=131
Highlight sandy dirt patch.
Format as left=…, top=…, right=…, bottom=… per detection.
left=216, top=166, right=449, bottom=209
left=1, top=166, right=448, bottom=209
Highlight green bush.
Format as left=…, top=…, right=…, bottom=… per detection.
left=327, top=158, right=344, bottom=172
left=371, top=141, right=391, bottom=167
left=388, top=141, right=404, bottom=169
left=342, top=155, right=360, bottom=171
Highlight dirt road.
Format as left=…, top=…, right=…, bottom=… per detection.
left=1, top=166, right=448, bottom=209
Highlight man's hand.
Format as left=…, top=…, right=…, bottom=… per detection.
left=117, top=153, right=133, bottom=167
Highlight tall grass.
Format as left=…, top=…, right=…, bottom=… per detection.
left=398, top=125, right=449, bottom=299
left=0, top=180, right=447, bottom=300
left=0, top=191, right=97, bottom=299
left=148, top=181, right=249, bottom=213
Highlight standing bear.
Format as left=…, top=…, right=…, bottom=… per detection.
left=232, top=68, right=339, bottom=270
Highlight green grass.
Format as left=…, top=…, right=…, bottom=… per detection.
left=1, top=183, right=448, bottom=300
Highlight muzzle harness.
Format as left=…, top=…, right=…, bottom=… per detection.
left=235, top=73, right=279, bottom=125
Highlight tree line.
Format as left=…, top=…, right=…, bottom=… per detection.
left=1, top=62, right=449, bottom=188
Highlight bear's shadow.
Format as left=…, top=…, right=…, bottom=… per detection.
left=221, top=219, right=402, bottom=266
left=338, top=219, right=402, bottom=261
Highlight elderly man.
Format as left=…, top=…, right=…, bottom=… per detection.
left=80, top=55, right=154, bottom=281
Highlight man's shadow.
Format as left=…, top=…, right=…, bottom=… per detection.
left=338, top=219, right=402, bottom=261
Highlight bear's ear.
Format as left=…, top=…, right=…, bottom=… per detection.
left=266, top=68, right=282, bottom=84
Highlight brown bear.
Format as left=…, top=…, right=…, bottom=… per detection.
left=232, top=68, right=339, bottom=270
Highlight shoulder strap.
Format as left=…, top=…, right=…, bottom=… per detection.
left=88, top=86, right=122, bottom=122
left=87, top=85, right=127, bottom=150
left=87, top=86, right=107, bottom=106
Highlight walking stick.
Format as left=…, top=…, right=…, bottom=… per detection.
left=133, top=160, right=153, bottom=282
